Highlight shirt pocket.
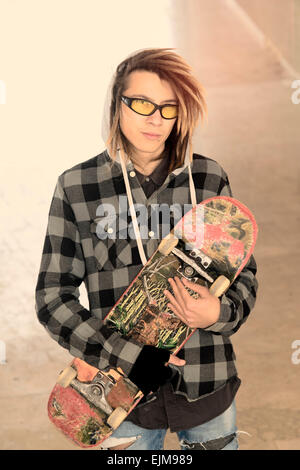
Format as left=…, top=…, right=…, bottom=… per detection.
left=90, top=217, right=133, bottom=271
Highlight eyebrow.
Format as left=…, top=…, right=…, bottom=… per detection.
left=130, top=94, right=178, bottom=105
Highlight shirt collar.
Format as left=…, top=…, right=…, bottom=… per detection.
left=134, top=146, right=170, bottom=186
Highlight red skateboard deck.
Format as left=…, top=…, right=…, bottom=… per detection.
left=48, top=196, right=257, bottom=447
left=48, top=358, right=143, bottom=448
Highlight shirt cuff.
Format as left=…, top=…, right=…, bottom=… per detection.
left=202, top=295, right=235, bottom=333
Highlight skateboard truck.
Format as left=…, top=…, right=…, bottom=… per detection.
left=55, top=363, right=135, bottom=435
left=172, top=246, right=214, bottom=283
left=171, top=243, right=230, bottom=296
left=70, top=371, right=115, bottom=417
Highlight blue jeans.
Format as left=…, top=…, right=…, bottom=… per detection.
left=100, top=401, right=238, bottom=450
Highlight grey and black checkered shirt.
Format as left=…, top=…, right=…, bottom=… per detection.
left=35, top=149, right=258, bottom=402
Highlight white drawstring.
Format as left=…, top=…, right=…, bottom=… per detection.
left=188, top=162, right=197, bottom=208
left=187, top=139, right=197, bottom=209
left=119, top=148, right=148, bottom=266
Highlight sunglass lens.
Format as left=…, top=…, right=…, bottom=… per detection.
left=162, top=105, right=178, bottom=119
left=131, top=99, right=155, bottom=115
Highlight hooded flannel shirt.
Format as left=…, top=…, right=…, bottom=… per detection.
left=35, top=149, right=258, bottom=409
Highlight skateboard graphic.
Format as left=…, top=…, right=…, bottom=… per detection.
left=48, top=358, right=143, bottom=447
left=48, top=196, right=258, bottom=448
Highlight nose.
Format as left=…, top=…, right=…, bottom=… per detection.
left=147, top=108, right=163, bottom=125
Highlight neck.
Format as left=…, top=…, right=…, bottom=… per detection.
left=130, top=147, right=166, bottom=176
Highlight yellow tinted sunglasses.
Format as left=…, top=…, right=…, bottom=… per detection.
left=121, top=96, right=178, bottom=119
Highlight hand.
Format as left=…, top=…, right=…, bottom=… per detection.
left=128, top=345, right=185, bottom=395
left=168, top=354, right=186, bottom=367
left=164, top=277, right=221, bottom=329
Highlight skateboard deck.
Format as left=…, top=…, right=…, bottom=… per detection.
left=48, top=358, right=143, bottom=448
left=48, top=196, right=257, bottom=448
left=105, top=196, right=257, bottom=352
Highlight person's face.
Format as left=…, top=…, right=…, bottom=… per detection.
left=119, top=70, right=177, bottom=160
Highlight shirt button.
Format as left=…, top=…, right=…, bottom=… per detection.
left=129, top=171, right=136, bottom=177
left=145, top=177, right=150, bottom=182
left=149, top=231, right=155, bottom=238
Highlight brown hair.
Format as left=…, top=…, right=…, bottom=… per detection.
left=106, top=48, right=207, bottom=171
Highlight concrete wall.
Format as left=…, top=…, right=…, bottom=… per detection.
left=236, top=0, right=300, bottom=73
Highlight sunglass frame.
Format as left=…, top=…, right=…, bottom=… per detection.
left=121, top=96, right=178, bottom=120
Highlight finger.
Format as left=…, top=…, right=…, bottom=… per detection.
left=174, top=276, right=192, bottom=300
left=173, top=277, right=203, bottom=305
left=168, top=354, right=186, bottom=367
left=166, top=300, right=190, bottom=327
left=181, top=278, right=209, bottom=297
left=164, top=291, right=183, bottom=317
left=164, top=288, right=176, bottom=306
left=164, top=286, right=185, bottom=314
left=171, top=277, right=202, bottom=314
left=168, top=277, right=187, bottom=310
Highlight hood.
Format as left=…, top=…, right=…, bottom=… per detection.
left=99, top=62, right=197, bottom=266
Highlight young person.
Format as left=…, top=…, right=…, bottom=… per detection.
left=35, top=48, right=258, bottom=450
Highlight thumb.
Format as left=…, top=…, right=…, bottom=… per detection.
left=168, top=354, right=186, bottom=367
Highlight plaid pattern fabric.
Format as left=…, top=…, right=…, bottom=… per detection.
left=35, top=150, right=258, bottom=400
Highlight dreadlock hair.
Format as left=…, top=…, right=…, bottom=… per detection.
left=106, top=48, right=208, bottom=172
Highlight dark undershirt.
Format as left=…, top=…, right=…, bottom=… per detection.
left=134, top=147, right=170, bottom=198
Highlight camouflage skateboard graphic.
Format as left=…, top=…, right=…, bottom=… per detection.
left=48, top=196, right=257, bottom=448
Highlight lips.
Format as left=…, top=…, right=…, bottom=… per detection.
left=142, top=132, right=161, bottom=139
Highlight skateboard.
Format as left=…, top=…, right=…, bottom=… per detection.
left=48, top=358, right=143, bottom=448
left=48, top=196, right=257, bottom=448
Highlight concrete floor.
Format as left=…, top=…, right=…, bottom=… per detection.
left=1, top=0, right=300, bottom=450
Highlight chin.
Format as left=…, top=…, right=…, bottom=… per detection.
left=137, top=141, right=165, bottom=154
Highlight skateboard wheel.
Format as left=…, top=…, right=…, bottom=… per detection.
left=107, top=406, right=128, bottom=430
left=158, top=234, right=178, bottom=255
left=209, top=275, right=230, bottom=297
left=57, top=366, right=77, bottom=388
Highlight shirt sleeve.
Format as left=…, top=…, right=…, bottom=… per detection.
left=35, top=175, right=143, bottom=375
left=203, top=168, right=258, bottom=336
